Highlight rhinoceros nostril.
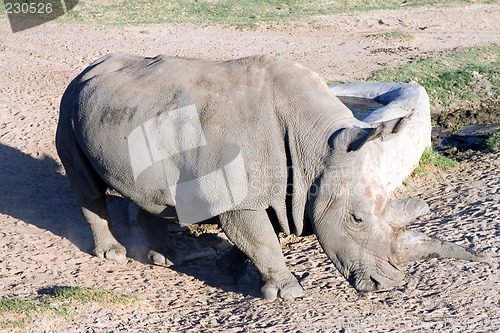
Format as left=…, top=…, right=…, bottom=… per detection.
left=370, top=276, right=382, bottom=290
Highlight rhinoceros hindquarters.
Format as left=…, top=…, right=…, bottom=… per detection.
left=56, top=102, right=128, bottom=263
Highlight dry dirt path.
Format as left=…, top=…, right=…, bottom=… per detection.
left=0, top=4, right=499, bottom=332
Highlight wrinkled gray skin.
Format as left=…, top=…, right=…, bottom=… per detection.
left=56, top=53, right=486, bottom=300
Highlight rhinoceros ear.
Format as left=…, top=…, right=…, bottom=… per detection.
left=330, top=111, right=414, bottom=152
left=369, top=110, right=414, bottom=142
left=345, top=127, right=381, bottom=152
left=329, top=126, right=383, bottom=152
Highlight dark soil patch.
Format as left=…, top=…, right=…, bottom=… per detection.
left=433, top=99, right=500, bottom=131
left=431, top=99, right=500, bottom=159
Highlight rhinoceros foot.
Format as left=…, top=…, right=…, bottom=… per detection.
left=94, top=243, right=127, bottom=263
left=262, top=273, right=304, bottom=301
left=148, top=250, right=176, bottom=266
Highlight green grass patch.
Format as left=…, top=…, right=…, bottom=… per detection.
left=0, top=297, right=56, bottom=330
left=0, top=1, right=485, bottom=28
left=485, top=132, right=500, bottom=152
left=0, top=287, right=138, bottom=330
left=49, top=286, right=139, bottom=303
left=0, top=298, right=46, bottom=313
left=369, top=44, right=500, bottom=111
left=413, top=147, right=458, bottom=176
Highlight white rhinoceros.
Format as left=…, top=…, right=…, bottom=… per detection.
left=56, top=53, right=486, bottom=300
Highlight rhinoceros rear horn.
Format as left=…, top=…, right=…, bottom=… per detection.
left=387, top=198, right=430, bottom=228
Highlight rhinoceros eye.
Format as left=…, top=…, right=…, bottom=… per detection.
left=352, top=214, right=363, bottom=224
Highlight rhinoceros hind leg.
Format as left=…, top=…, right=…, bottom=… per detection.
left=80, top=199, right=127, bottom=263
left=57, top=121, right=126, bottom=263
left=216, top=246, right=250, bottom=285
left=97, top=244, right=127, bottom=262
left=219, top=210, right=303, bottom=300
left=135, top=209, right=178, bottom=266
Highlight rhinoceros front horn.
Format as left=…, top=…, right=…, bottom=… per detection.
left=397, top=230, right=489, bottom=263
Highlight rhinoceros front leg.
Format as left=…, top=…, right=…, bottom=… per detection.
left=80, top=197, right=127, bottom=263
left=219, top=210, right=304, bottom=300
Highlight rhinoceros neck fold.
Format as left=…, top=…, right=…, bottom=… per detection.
left=268, top=59, right=358, bottom=235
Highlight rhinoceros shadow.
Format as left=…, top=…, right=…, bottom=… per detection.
left=0, top=143, right=262, bottom=298
left=0, top=143, right=92, bottom=251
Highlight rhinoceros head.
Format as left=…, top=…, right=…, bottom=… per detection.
left=308, top=115, right=486, bottom=292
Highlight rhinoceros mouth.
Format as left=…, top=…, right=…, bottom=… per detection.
left=350, top=275, right=379, bottom=293
left=348, top=260, right=405, bottom=293
left=351, top=274, right=404, bottom=293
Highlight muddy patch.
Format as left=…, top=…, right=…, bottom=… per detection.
left=432, top=99, right=500, bottom=158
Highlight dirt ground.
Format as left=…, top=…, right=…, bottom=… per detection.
left=0, top=4, right=499, bottom=332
